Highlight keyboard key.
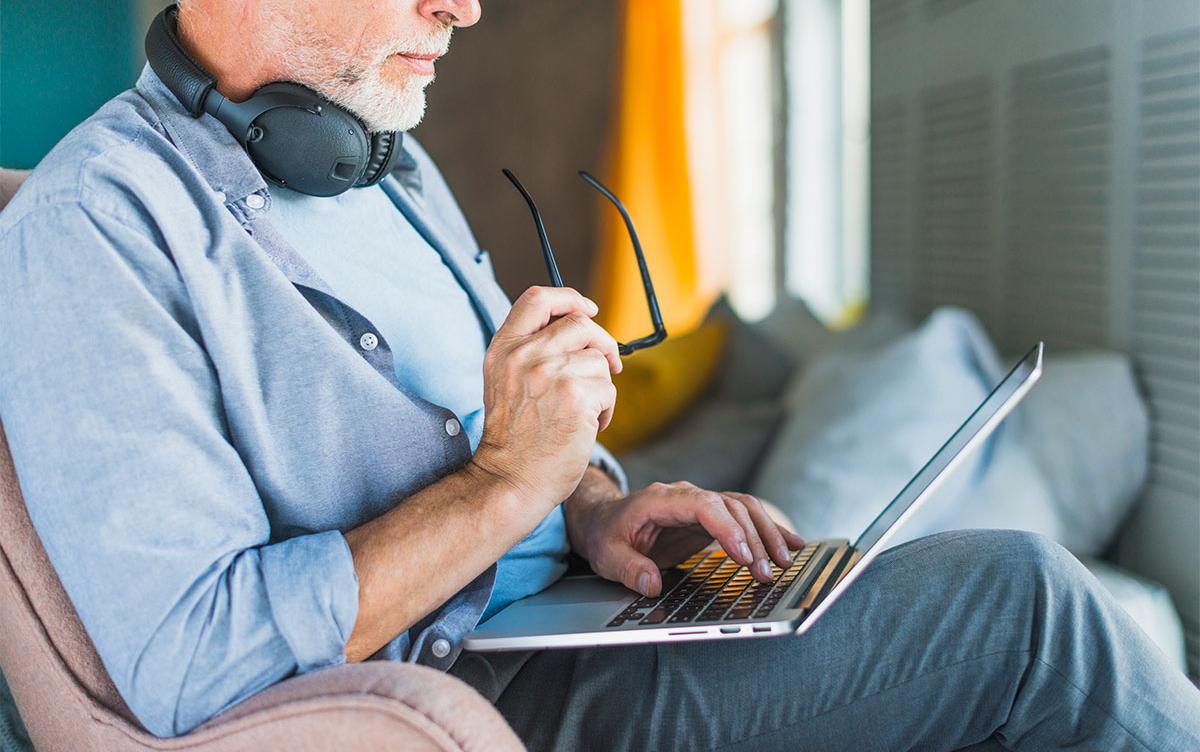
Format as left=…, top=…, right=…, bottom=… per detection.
left=608, top=545, right=831, bottom=628
left=641, top=607, right=670, bottom=625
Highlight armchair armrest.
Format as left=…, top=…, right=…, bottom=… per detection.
left=0, top=168, right=29, bottom=212
left=191, top=662, right=524, bottom=752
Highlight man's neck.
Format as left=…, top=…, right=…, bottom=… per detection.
left=177, top=5, right=278, bottom=102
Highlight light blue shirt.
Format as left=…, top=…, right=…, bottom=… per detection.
left=0, top=64, right=626, bottom=737
left=268, top=184, right=571, bottom=622
left=269, top=184, right=489, bottom=449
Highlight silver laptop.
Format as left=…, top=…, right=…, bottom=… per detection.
left=464, top=342, right=1044, bottom=652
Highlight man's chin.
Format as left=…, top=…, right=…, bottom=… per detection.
left=343, top=92, right=429, bottom=134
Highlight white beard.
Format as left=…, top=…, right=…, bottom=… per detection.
left=278, top=23, right=451, bottom=133
left=316, top=58, right=434, bottom=133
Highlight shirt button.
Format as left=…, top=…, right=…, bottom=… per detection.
left=444, top=418, right=461, bottom=437
left=358, top=332, right=379, bottom=351
left=245, top=193, right=266, bottom=210
left=431, top=638, right=451, bottom=658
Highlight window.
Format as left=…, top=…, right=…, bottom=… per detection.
left=686, top=0, right=870, bottom=325
left=783, top=0, right=871, bottom=324
left=685, top=0, right=780, bottom=322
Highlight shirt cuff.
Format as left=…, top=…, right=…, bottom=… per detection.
left=589, top=441, right=629, bottom=495
left=259, top=530, right=360, bottom=674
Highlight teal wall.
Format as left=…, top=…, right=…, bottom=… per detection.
left=1, top=1, right=140, bottom=168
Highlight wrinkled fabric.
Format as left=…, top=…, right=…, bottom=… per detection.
left=453, top=530, right=1200, bottom=752
left=0, top=63, right=624, bottom=737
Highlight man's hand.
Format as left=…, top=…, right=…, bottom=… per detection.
left=469, top=286, right=621, bottom=518
left=572, top=481, right=806, bottom=597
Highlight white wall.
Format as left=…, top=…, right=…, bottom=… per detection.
left=868, top=0, right=1200, bottom=675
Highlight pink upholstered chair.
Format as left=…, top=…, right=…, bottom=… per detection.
left=0, top=168, right=524, bottom=751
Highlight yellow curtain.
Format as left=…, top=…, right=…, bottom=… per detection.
left=590, top=0, right=716, bottom=342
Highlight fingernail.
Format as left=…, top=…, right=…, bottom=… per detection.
left=776, top=545, right=791, bottom=564
left=756, top=560, right=772, bottom=580
left=584, top=298, right=599, bottom=315
left=738, top=542, right=753, bottom=563
left=637, top=571, right=651, bottom=595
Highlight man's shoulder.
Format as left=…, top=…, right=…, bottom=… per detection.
left=0, top=87, right=198, bottom=237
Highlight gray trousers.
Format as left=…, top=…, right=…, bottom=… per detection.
left=450, top=530, right=1200, bottom=751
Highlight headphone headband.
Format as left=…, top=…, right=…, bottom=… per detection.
left=145, top=5, right=216, bottom=117
left=144, top=4, right=402, bottom=197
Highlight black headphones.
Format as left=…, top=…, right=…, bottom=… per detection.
left=145, top=4, right=402, bottom=197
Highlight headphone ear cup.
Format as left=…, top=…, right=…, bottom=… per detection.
left=245, top=83, right=373, bottom=197
left=358, top=131, right=403, bottom=187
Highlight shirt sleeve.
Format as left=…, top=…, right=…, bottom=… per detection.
left=0, top=203, right=359, bottom=737
left=589, top=441, right=629, bottom=495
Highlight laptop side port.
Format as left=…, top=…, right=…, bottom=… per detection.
left=752, top=626, right=771, bottom=633
left=719, top=626, right=741, bottom=634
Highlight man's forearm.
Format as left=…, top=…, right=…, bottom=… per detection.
left=563, top=464, right=625, bottom=562
left=342, top=462, right=539, bottom=662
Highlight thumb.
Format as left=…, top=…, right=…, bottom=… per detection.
left=606, top=543, right=661, bottom=597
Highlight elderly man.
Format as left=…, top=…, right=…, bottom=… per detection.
left=0, top=1, right=1196, bottom=749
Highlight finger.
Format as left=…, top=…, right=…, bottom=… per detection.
left=781, top=527, right=807, bottom=550
left=680, top=485, right=804, bottom=551
left=532, top=313, right=622, bottom=375
left=688, top=493, right=755, bottom=569
left=721, top=495, right=775, bottom=582
left=501, top=286, right=599, bottom=337
left=556, top=372, right=616, bottom=432
left=594, top=378, right=617, bottom=432
left=768, top=512, right=807, bottom=550
left=725, top=492, right=796, bottom=568
left=599, top=542, right=663, bottom=597
left=753, top=497, right=807, bottom=550
left=557, top=349, right=614, bottom=381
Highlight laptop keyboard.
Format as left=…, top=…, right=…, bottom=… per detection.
left=606, top=543, right=824, bottom=628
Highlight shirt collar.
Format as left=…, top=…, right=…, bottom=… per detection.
left=133, top=63, right=423, bottom=204
left=135, top=64, right=267, bottom=206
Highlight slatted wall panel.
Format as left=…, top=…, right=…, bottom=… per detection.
left=923, top=0, right=984, bottom=20
left=915, top=77, right=997, bottom=323
left=869, top=0, right=1200, bottom=678
left=1128, top=26, right=1200, bottom=675
left=871, top=0, right=909, bottom=42
left=870, top=99, right=912, bottom=309
left=1003, top=47, right=1113, bottom=352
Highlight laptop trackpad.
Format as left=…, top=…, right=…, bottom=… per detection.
left=470, top=576, right=634, bottom=638
left=526, top=575, right=633, bottom=606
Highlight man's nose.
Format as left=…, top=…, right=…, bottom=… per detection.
left=424, top=0, right=482, bottom=28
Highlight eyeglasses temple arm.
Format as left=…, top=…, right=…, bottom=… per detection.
left=578, top=171, right=666, bottom=341
left=502, top=168, right=563, bottom=287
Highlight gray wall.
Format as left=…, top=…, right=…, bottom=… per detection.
left=415, top=1, right=620, bottom=298
left=869, top=0, right=1200, bottom=674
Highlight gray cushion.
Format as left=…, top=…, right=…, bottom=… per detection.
left=619, top=400, right=783, bottom=492
left=903, top=350, right=1150, bottom=557
left=1017, top=352, right=1149, bottom=555
left=706, top=298, right=797, bottom=404
left=751, top=308, right=1000, bottom=540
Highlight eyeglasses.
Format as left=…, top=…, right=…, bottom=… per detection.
left=502, top=168, right=667, bottom=357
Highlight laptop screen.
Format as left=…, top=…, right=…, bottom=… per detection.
left=853, top=343, right=1044, bottom=553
